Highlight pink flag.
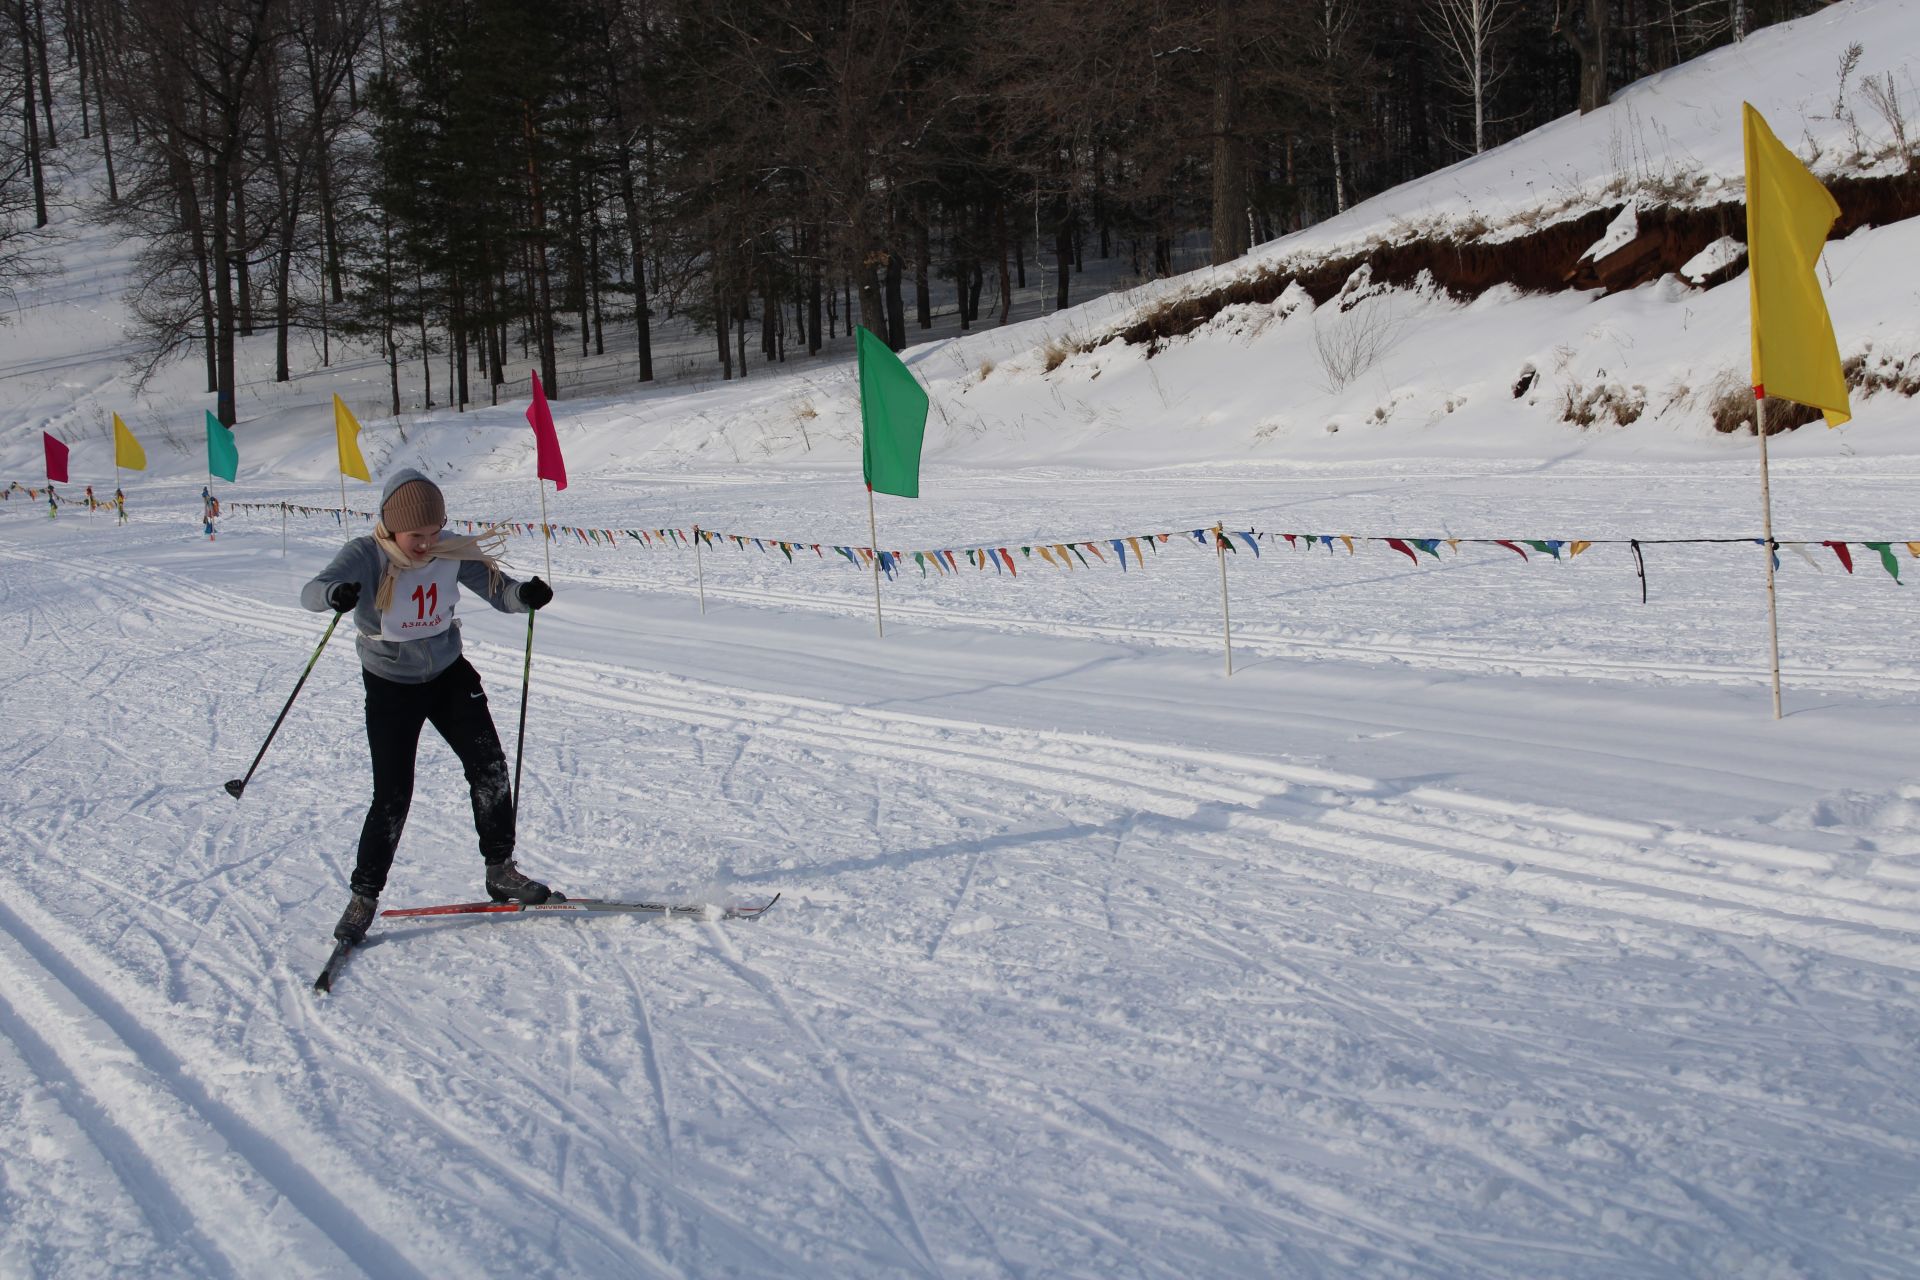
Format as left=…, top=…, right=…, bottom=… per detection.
left=43, top=432, right=68, bottom=483
left=526, top=371, right=568, bottom=491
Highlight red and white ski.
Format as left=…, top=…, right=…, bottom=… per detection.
left=380, top=893, right=780, bottom=922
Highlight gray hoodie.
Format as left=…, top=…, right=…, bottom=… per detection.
left=301, top=468, right=528, bottom=683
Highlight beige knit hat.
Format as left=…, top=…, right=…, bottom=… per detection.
left=382, top=478, right=446, bottom=533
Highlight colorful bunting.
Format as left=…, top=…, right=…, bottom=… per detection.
left=1863, top=542, right=1901, bottom=582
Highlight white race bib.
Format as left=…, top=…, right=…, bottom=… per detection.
left=379, top=559, right=460, bottom=641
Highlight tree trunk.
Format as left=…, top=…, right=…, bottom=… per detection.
left=996, top=200, right=1012, bottom=325
left=1053, top=210, right=1072, bottom=312
left=232, top=156, right=254, bottom=338
left=87, top=11, right=116, bottom=201
left=274, top=212, right=294, bottom=383
left=857, top=255, right=884, bottom=338
left=32, top=0, right=54, bottom=147
left=915, top=216, right=931, bottom=329
left=807, top=232, right=822, bottom=354
left=310, top=53, right=343, bottom=303
left=885, top=251, right=906, bottom=350
left=166, top=126, right=216, bottom=393
left=452, top=269, right=469, bottom=409
left=381, top=216, right=400, bottom=415
left=735, top=297, right=746, bottom=377
left=615, top=158, right=655, bottom=381
left=1210, top=0, right=1248, bottom=264
left=571, top=171, right=590, bottom=358
left=17, top=0, right=47, bottom=227
left=75, top=0, right=91, bottom=141
left=523, top=107, right=558, bottom=394
left=589, top=204, right=604, bottom=356
left=211, top=143, right=240, bottom=425
left=483, top=238, right=506, bottom=393
left=954, top=253, right=969, bottom=332
left=1555, top=0, right=1610, bottom=113
left=760, top=247, right=776, bottom=361
left=417, top=267, right=432, bottom=409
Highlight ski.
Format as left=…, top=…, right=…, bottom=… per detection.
left=380, top=892, right=780, bottom=923
left=313, top=938, right=357, bottom=993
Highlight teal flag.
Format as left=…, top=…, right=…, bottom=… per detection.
left=857, top=327, right=928, bottom=498
left=205, top=411, right=238, bottom=481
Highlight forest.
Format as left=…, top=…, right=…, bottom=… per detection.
left=0, top=0, right=1833, bottom=420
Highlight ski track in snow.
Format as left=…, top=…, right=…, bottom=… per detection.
left=4, top=509, right=1920, bottom=1279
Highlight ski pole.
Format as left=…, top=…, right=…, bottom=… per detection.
left=512, top=610, right=535, bottom=824
left=224, top=609, right=345, bottom=799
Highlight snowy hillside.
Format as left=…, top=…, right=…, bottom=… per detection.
left=4, top=2, right=1920, bottom=1278
left=5, top=0, right=1920, bottom=486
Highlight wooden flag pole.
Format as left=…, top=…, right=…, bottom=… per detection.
left=693, top=525, right=707, bottom=613
left=1214, top=523, right=1234, bottom=677
left=1755, top=395, right=1784, bottom=719
left=539, top=480, right=554, bottom=580
left=868, top=485, right=885, bottom=638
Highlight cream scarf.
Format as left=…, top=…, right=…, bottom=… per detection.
left=372, top=521, right=510, bottom=613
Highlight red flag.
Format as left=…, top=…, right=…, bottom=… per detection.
left=526, top=370, right=568, bottom=491
left=43, top=432, right=68, bottom=483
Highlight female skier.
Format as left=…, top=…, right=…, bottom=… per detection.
left=303, top=469, right=556, bottom=944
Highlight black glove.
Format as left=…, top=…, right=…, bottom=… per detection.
left=519, top=576, right=553, bottom=611
left=326, top=581, right=361, bottom=612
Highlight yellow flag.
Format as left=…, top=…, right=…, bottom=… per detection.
left=1744, top=103, right=1850, bottom=427
left=112, top=413, right=147, bottom=470
left=333, top=394, right=371, bottom=481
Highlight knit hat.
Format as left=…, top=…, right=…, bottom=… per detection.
left=382, top=478, right=446, bottom=533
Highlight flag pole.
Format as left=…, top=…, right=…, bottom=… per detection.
left=1755, top=395, right=1784, bottom=719
left=868, top=485, right=885, bottom=638
left=693, top=524, right=707, bottom=613
left=1214, top=523, right=1234, bottom=677
left=539, top=479, right=553, bottom=580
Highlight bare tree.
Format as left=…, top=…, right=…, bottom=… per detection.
left=0, top=12, right=54, bottom=309
left=10, top=0, right=48, bottom=226
left=1315, top=0, right=1365, bottom=214
left=102, top=0, right=284, bottom=424
left=1423, top=0, right=1518, bottom=155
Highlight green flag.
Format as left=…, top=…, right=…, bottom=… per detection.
left=206, top=410, right=238, bottom=482
left=858, top=327, right=928, bottom=498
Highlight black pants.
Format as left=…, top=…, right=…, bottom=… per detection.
left=353, top=657, right=514, bottom=897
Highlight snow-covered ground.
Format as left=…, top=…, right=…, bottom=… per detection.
left=5, top=2, right=1920, bottom=1276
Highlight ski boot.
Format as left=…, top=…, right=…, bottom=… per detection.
left=485, top=859, right=562, bottom=905
left=334, top=892, right=378, bottom=944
